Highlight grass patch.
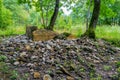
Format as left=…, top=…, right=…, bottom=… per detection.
left=55, top=24, right=86, bottom=37
left=96, top=25, right=120, bottom=47
left=103, top=65, right=112, bottom=71
left=0, top=24, right=120, bottom=46
left=0, top=26, right=25, bottom=37
left=96, top=25, right=120, bottom=40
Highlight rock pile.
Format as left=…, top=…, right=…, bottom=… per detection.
left=0, top=35, right=120, bottom=80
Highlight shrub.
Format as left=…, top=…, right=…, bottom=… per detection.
left=0, top=0, right=12, bottom=29
left=0, top=55, right=7, bottom=62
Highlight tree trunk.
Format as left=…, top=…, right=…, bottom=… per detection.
left=86, top=0, right=92, bottom=29
left=47, top=0, right=60, bottom=30
left=40, top=0, right=45, bottom=27
left=83, top=0, right=101, bottom=39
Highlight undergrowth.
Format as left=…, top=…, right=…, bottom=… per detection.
left=0, top=25, right=120, bottom=47
left=0, top=26, right=25, bottom=37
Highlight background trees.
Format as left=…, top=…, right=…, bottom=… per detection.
left=0, top=0, right=120, bottom=36
left=18, top=0, right=60, bottom=30
left=3, top=0, right=29, bottom=26
left=0, top=0, right=12, bottom=29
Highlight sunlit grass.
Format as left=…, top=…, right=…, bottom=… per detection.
left=56, top=24, right=120, bottom=43
left=0, top=25, right=120, bottom=41
left=55, top=24, right=86, bottom=37
left=0, top=26, right=25, bottom=36
left=96, top=25, right=120, bottom=40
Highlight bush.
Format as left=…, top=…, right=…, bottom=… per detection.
left=0, top=0, right=12, bottom=29
left=0, top=55, right=7, bottom=62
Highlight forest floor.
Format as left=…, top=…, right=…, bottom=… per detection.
left=0, top=35, right=120, bottom=80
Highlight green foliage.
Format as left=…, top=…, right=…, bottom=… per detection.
left=0, top=55, right=7, bottom=62
left=0, top=0, right=12, bottom=29
left=28, top=11, right=41, bottom=26
left=98, top=0, right=120, bottom=25
left=1, top=7, right=12, bottom=29
left=110, top=74, right=120, bottom=80
left=0, top=26, right=25, bottom=36
left=56, top=15, right=72, bottom=31
left=0, top=62, right=9, bottom=73
left=18, top=0, right=55, bottom=28
left=116, top=61, right=120, bottom=68
left=96, top=25, right=120, bottom=40
left=10, top=70, right=18, bottom=80
left=117, top=67, right=120, bottom=73
left=90, top=75, right=102, bottom=80
left=106, top=39, right=120, bottom=47
left=103, top=65, right=112, bottom=71
left=3, top=0, right=29, bottom=26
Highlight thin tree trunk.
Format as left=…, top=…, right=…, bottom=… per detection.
left=40, top=0, right=45, bottom=27
left=47, top=0, right=60, bottom=30
left=86, top=0, right=92, bottom=29
left=83, top=0, right=101, bottom=39
left=45, top=6, right=49, bottom=27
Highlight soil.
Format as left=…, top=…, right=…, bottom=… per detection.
left=0, top=35, right=120, bottom=80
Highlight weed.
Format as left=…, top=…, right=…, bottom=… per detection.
left=117, top=67, right=120, bottom=73
left=0, top=26, right=25, bottom=36
left=115, top=61, right=120, bottom=68
left=103, top=65, right=112, bottom=71
left=0, top=62, right=9, bottom=73
left=10, top=70, right=18, bottom=80
left=0, top=55, right=7, bottom=62
left=110, top=74, right=119, bottom=80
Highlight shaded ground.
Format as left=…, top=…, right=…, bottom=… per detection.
left=0, top=35, right=120, bottom=80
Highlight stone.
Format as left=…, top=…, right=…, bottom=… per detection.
left=31, top=56, right=39, bottom=61
left=30, top=69, right=34, bottom=72
left=66, top=76, right=74, bottom=80
left=25, top=45, right=31, bottom=50
left=67, top=35, right=76, bottom=40
left=20, top=52, right=27, bottom=57
left=43, top=74, right=52, bottom=80
left=46, top=44, right=52, bottom=50
left=33, top=29, right=58, bottom=41
left=27, top=63, right=34, bottom=67
left=33, top=72, right=40, bottom=79
left=13, top=61, right=19, bottom=66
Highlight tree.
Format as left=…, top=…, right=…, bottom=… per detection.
left=98, top=0, right=116, bottom=25
left=86, top=0, right=92, bottom=29
left=83, top=0, right=101, bottom=39
left=47, top=0, right=60, bottom=30
left=0, top=0, right=2, bottom=25
left=3, top=0, right=29, bottom=26
left=18, top=0, right=60, bottom=30
left=0, top=0, right=12, bottom=29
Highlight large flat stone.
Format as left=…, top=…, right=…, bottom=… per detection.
left=33, top=29, right=58, bottom=41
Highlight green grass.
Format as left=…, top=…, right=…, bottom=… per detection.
left=55, top=24, right=120, bottom=46
left=55, top=24, right=86, bottom=36
left=96, top=25, right=120, bottom=40
left=0, top=25, right=120, bottom=39
left=0, top=26, right=25, bottom=37
left=57, top=24, right=120, bottom=41
left=0, top=25, right=120, bottom=46
left=95, top=25, right=120, bottom=47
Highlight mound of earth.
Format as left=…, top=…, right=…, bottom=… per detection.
left=0, top=35, right=120, bottom=80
